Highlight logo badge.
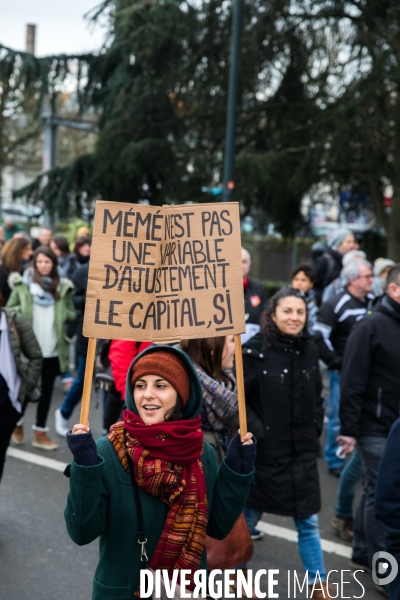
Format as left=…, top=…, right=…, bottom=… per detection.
left=250, top=295, right=261, bottom=307
left=372, top=551, right=398, bottom=586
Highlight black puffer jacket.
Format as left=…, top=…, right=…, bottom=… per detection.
left=340, top=294, right=400, bottom=439
left=313, top=247, right=343, bottom=304
left=243, top=332, right=324, bottom=519
left=71, top=263, right=89, bottom=356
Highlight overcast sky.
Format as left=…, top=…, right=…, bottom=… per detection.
left=0, top=0, right=106, bottom=56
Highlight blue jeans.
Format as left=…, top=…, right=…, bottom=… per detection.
left=324, top=370, right=344, bottom=469
left=59, top=354, right=86, bottom=420
left=242, top=508, right=326, bottom=580
left=335, top=449, right=364, bottom=518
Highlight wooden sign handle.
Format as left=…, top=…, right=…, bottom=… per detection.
left=79, top=337, right=97, bottom=426
left=234, top=334, right=247, bottom=437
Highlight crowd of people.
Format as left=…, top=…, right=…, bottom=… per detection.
left=1, top=220, right=400, bottom=599
left=0, top=225, right=92, bottom=453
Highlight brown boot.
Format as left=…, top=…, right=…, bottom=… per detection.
left=309, top=582, right=336, bottom=599
left=229, top=569, right=262, bottom=599
left=12, top=424, right=24, bottom=445
left=32, top=431, right=58, bottom=451
left=331, top=515, right=354, bottom=541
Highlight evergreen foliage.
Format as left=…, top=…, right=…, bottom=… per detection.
left=1, top=0, right=400, bottom=256
left=291, top=0, right=400, bottom=257
left=1, top=0, right=328, bottom=237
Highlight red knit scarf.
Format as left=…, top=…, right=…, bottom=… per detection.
left=108, top=409, right=208, bottom=590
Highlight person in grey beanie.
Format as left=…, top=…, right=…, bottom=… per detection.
left=314, top=228, right=357, bottom=304
left=372, top=258, right=395, bottom=298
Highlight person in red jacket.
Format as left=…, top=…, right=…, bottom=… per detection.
left=109, top=340, right=152, bottom=400
left=102, top=340, right=152, bottom=432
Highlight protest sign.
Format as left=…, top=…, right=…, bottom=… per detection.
left=80, top=200, right=247, bottom=433
left=83, top=201, right=245, bottom=342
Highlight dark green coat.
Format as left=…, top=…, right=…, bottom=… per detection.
left=64, top=346, right=253, bottom=600
left=3, top=308, right=42, bottom=407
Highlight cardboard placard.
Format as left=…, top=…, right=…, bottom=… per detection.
left=83, top=201, right=245, bottom=342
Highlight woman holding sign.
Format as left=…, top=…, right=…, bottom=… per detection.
left=241, top=287, right=332, bottom=599
left=64, top=345, right=255, bottom=598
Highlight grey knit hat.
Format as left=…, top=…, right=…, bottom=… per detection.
left=373, top=258, right=395, bottom=278
left=327, top=227, right=354, bottom=250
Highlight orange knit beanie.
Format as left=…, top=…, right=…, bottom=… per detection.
left=131, top=351, right=190, bottom=406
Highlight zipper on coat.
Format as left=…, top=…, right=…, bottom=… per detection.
left=377, top=388, right=382, bottom=419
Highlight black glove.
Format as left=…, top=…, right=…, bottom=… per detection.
left=66, top=431, right=98, bottom=467
left=225, top=432, right=257, bottom=474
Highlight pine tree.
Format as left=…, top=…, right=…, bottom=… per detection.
left=0, top=0, right=350, bottom=241
left=294, top=0, right=400, bottom=258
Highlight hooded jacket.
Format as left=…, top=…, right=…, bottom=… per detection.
left=64, top=345, right=253, bottom=600
left=340, top=294, right=400, bottom=438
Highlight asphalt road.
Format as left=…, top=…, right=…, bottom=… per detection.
left=0, top=381, right=383, bottom=600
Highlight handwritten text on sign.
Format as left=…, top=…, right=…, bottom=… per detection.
left=83, top=201, right=245, bottom=342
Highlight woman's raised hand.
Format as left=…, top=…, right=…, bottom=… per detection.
left=239, top=431, right=254, bottom=446
left=67, top=423, right=98, bottom=467
left=71, top=423, right=91, bottom=435
left=225, top=431, right=257, bottom=474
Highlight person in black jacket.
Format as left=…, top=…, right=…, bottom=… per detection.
left=241, top=287, right=331, bottom=599
left=338, top=264, right=400, bottom=586
left=313, top=228, right=357, bottom=304
left=314, top=259, right=374, bottom=475
left=31, top=227, right=52, bottom=251
left=55, top=262, right=89, bottom=435
left=375, top=418, right=400, bottom=600
left=242, top=247, right=266, bottom=326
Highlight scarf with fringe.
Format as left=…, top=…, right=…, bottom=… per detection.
left=108, top=409, right=208, bottom=592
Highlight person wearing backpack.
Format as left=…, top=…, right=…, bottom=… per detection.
left=313, top=228, right=357, bottom=304
left=0, top=291, right=42, bottom=481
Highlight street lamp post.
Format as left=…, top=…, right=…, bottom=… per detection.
left=222, top=0, right=243, bottom=202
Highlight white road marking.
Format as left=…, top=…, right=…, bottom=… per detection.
left=7, top=447, right=68, bottom=472
left=7, top=447, right=352, bottom=559
left=256, top=521, right=352, bottom=558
